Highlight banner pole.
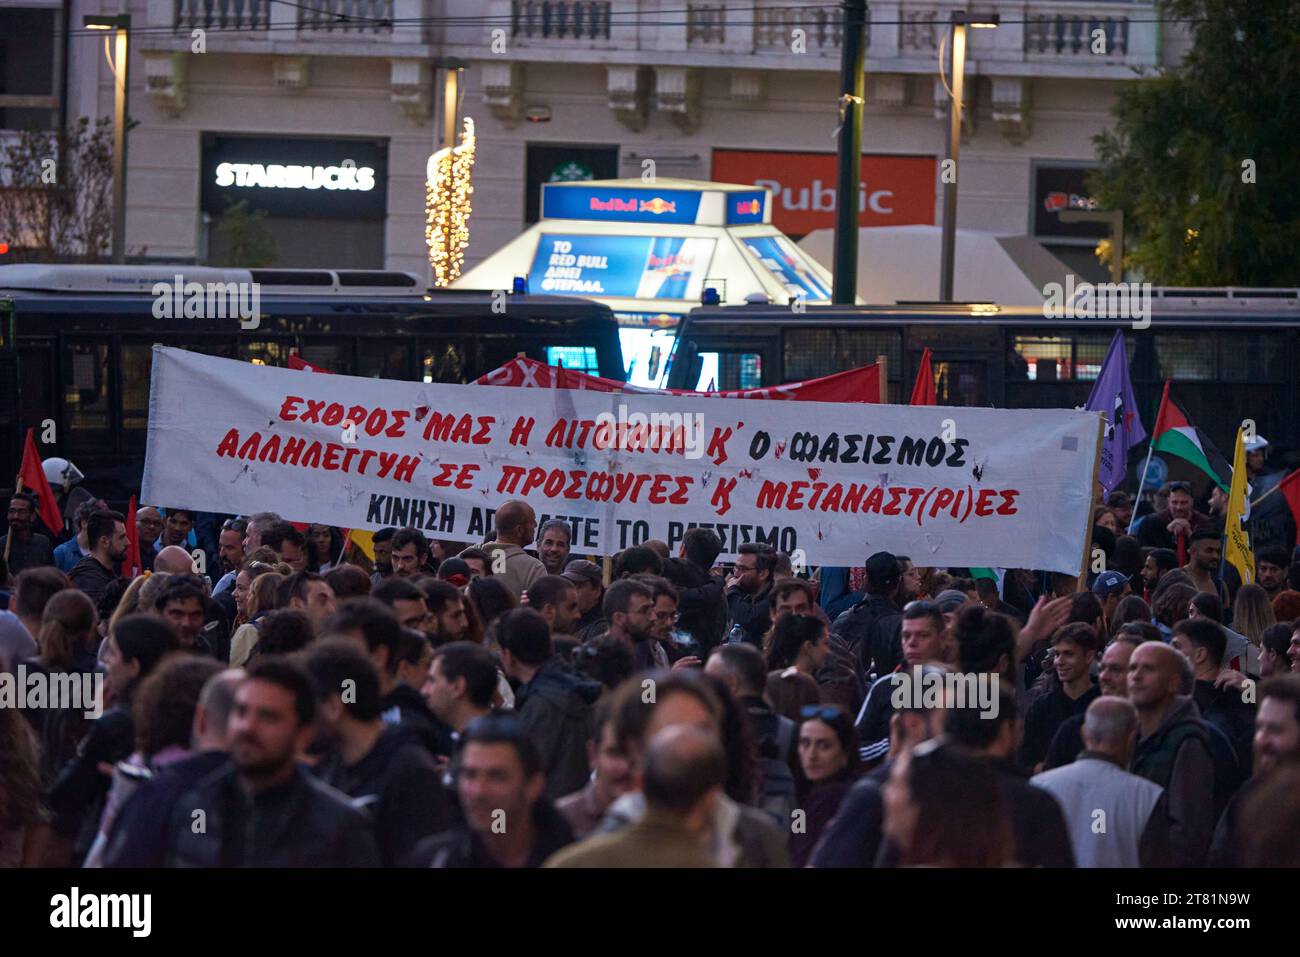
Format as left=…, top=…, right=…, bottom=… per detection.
left=1077, top=413, right=1105, bottom=591
left=876, top=354, right=888, bottom=403
left=1127, top=440, right=1156, bottom=534
left=602, top=555, right=613, bottom=587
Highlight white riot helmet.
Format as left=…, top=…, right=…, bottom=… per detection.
left=41, top=457, right=84, bottom=492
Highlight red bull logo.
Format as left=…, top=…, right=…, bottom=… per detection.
left=639, top=197, right=677, bottom=214
left=735, top=198, right=761, bottom=215
left=590, top=197, right=638, bottom=212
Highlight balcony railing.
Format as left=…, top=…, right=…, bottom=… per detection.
left=297, top=0, right=395, bottom=34
left=755, top=3, right=845, bottom=52
left=512, top=1, right=612, bottom=40
left=174, top=0, right=270, bottom=32
left=1025, top=11, right=1130, bottom=58
left=688, top=3, right=727, bottom=45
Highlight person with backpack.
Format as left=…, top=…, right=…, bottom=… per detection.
left=831, top=551, right=906, bottom=679
left=790, top=706, right=859, bottom=867
left=705, top=642, right=799, bottom=828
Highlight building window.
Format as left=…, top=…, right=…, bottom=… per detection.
left=0, top=7, right=59, bottom=131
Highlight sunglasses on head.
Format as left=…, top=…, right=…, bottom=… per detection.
left=800, top=705, right=846, bottom=724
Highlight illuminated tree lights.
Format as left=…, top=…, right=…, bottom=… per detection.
left=425, top=117, right=476, bottom=287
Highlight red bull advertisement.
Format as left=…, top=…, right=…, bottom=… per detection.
left=542, top=184, right=703, bottom=224
left=528, top=233, right=716, bottom=300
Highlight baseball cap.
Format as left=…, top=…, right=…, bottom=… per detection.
left=933, top=589, right=970, bottom=614
left=562, top=559, right=603, bottom=586
left=1244, top=435, right=1269, bottom=453
left=1091, top=570, right=1129, bottom=598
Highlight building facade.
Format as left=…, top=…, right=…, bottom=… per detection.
left=2, top=0, right=1191, bottom=280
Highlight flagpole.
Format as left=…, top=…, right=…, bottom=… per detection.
left=2, top=475, right=20, bottom=563
left=1128, top=442, right=1157, bottom=534
left=1078, top=413, right=1106, bottom=592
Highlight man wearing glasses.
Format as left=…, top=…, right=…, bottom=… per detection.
left=1136, top=480, right=1212, bottom=561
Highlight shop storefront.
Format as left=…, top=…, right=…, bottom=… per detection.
left=200, top=134, right=389, bottom=269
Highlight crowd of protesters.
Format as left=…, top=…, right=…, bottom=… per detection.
left=2, top=468, right=1299, bottom=868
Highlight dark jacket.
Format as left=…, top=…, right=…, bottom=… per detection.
left=514, top=656, right=602, bottom=799
left=726, top=582, right=773, bottom=647
left=1043, top=712, right=1086, bottom=770
left=381, top=683, right=454, bottom=760
left=1136, top=507, right=1212, bottom=551
left=1192, top=679, right=1255, bottom=777
left=69, top=554, right=121, bottom=605
left=316, top=726, right=450, bottom=867
left=663, top=557, right=727, bottom=652
left=102, top=750, right=231, bottom=868
left=790, top=776, right=855, bottom=867
left=165, top=763, right=380, bottom=867
left=47, top=699, right=135, bottom=857
left=412, top=798, right=574, bottom=868
left=831, top=592, right=902, bottom=678
left=1130, top=696, right=1219, bottom=867
left=1206, top=775, right=1260, bottom=868
left=808, top=762, right=893, bottom=868
left=1019, top=682, right=1101, bottom=772
left=990, top=758, right=1076, bottom=868
left=0, top=532, right=54, bottom=576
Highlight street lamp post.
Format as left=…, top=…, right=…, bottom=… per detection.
left=85, top=14, right=131, bottom=264
left=939, top=11, right=997, bottom=301
left=832, top=0, right=868, bottom=305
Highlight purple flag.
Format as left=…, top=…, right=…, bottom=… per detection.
left=1086, top=330, right=1147, bottom=494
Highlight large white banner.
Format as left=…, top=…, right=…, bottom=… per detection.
left=142, top=347, right=1101, bottom=572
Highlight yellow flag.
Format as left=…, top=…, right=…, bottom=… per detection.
left=346, top=528, right=376, bottom=561
left=1223, top=426, right=1255, bottom=585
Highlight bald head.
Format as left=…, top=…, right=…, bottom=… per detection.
left=493, top=500, right=537, bottom=547
left=1082, top=696, right=1138, bottom=757
left=155, top=545, right=196, bottom=574
left=642, top=724, right=726, bottom=817
left=193, top=668, right=244, bottom=750
left=1127, top=642, right=1184, bottom=712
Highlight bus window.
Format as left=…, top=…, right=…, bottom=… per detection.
left=692, top=350, right=762, bottom=391
left=1220, top=333, right=1285, bottom=382
left=241, top=339, right=293, bottom=368
left=783, top=327, right=901, bottom=383
left=545, top=345, right=600, bottom=377
left=1012, top=336, right=1073, bottom=380
left=421, top=339, right=472, bottom=383
left=62, top=340, right=111, bottom=451
left=120, top=343, right=153, bottom=433
left=1154, top=334, right=1215, bottom=380
left=359, top=339, right=410, bottom=379
left=298, top=339, right=355, bottom=376
left=934, top=360, right=987, bottom=407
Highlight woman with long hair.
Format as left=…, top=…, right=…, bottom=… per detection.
left=229, top=567, right=287, bottom=666
left=27, top=591, right=100, bottom=789
left=467, top=576, right=517, bottom=648
left=791, top=705, right=859, bottom=867
left=763, top=613, right=828, bottom=721
left=0, top=705, right=49, bottom=867
left=1109, top=594, right=1151, bottom=638
left=309, top=524, right=345, bottom=573
left=1232, top=583, right=1275, bottom=674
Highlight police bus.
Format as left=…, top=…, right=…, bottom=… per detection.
left=0, top=265, right=624, bottom=500
left=666, top=290, right=1300, bottom=468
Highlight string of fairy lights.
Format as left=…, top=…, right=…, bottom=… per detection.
left=425, top=116, right=476, bottom=287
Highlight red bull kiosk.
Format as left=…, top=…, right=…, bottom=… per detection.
left=454, top=178, right=835, bottom=388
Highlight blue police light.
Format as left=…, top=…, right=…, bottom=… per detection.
left=512, top=276, right=528, bottom=294
left=701, top=286, right=721, bottom=306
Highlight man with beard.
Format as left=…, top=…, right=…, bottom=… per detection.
left=1208, top=675, right=1300, bottom=866
left=1137, top=481, right=1213, bottom=557
left=68, top=510, right=127, bottom=604
left=277, top=571, right=338, bottom=634
left=525, top=575, right=580, bottom=636
left=164, top=658, right=380, bottom=866
left=1183, top=529, right=1228, bottom=602
left=602, top=579, right=662, bottom=670
left=1256, top=546, right=1290, bottom=601
left=418, top=579, right=471, bottom=645
left=562, top=560, right=608, bottom=642
left=536, top=519, right=572, bottom=576
left=1140, top=549, right=1179, bottom=601
left=305, top=640, right=449, bottom=867
left=410, top=715, right=575, bottom=868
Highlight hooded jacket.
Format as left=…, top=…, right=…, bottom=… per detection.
left=1130, top=695, right=1218, bottom=867
left=514, top=656, right=602, bottom=799
left=480, top=542, right=546, bottom=600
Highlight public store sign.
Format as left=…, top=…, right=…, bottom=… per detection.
left=712, top=150, right=936, bottom=235
left=200, top=134, right=388, bottom=219
left=144, top=346, right=1101, bottom=572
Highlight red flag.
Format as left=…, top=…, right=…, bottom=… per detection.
left=121, top=494, right=141, bottom=578
left=17, top=428, right=64, bottom=536
left=910, top=348, right=936, bottom=406
left=288, top=355, right=333, bottom=374
left=1279, top=470, right=1300, bottom=534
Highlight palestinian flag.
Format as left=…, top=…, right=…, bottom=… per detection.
left=1150, top=381, right=1231, bottom=492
